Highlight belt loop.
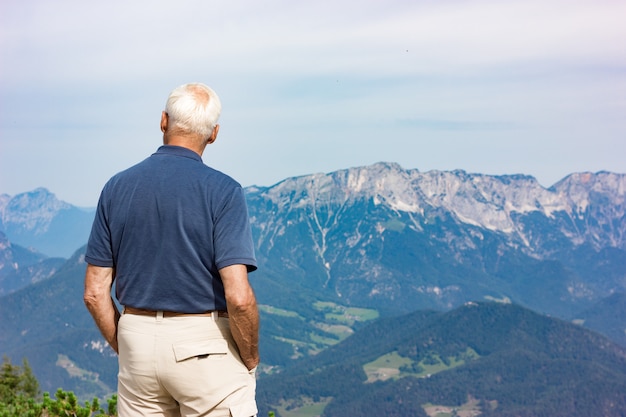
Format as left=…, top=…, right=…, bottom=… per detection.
left=212, top=311, right=218, bottom=321
left=156, top=311, right=164, bottom=321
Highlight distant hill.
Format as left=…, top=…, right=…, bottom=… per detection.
left=257, top=302, right=626, bottom=417
left=0, top=188, right=94, bottom=258
left=0, top=231, right=65, bottom=295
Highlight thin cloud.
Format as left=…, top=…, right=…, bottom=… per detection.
left=397, top=118, right=516, bottom=131
left=0, top=0, right=624, bottom=205
left=3, top=0, right=625, bottom=83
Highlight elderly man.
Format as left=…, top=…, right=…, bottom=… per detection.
left=84, top=83, right=259, bottom=417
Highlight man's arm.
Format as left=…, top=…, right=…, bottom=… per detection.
left=220, top=264, right=260, bottom=371
left=84, top=264, right=120, bottom=354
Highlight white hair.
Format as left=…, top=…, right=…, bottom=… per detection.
left=164, top=83, right=222, bottom=138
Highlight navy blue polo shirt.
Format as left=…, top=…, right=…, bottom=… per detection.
left=85, top=145, right=257, bottom=313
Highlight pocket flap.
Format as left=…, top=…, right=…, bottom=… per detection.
left=172, top=339, right=228, bottom=362
left=229, top=399, right=258, bottom=417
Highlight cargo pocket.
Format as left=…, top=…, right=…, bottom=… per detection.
left=172, top=339, right=228, bottom=362
left=229, top=399, right=258, bottom=417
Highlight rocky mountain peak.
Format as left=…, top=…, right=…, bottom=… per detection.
left=0, top=188, right=70, bottom=234
left=552, top=171, right=626, bottom=210
left=248, top=163, right=626, bottom=252
left=260, top=162, right=419, bottom=210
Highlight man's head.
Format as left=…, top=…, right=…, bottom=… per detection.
left=161, top=83, right=221, bottom=149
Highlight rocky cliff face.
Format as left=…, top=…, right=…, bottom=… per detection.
left=249, top=163, right=626, bottom=254
left=246, top=163, right=626, bottom=315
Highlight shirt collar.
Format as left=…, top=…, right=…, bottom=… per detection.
left=154, top=145, right=202, bottom=162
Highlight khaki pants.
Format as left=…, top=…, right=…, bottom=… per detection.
left=117, top=312, right=257, bottom=417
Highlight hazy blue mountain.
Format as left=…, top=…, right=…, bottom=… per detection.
left=0, top=188, right=95, bottom=258
left=0, top=231, right=65, bottom=295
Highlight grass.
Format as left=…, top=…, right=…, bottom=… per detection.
left=363, top=348, right=480, bottom=382
left=422, top=396, right=482, bottom=417
left=313, top=322, right=354, bottom=341
left=275, top=397, right=332, bottom=417
left=309, top=332, right=339, bottom=346
left=363, top=352, right=413, bottom=382
left=383, top=218, right=406, bottom=232
left=261, top=300, right=379, bottom=363
left=483, top=295, right=512, bottom=304
left=313, top=301, right=379, bottom=324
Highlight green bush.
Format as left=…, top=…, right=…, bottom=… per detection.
left=0, top=357, right=117, bottom=417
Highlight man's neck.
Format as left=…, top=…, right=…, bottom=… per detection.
left=163, top=135, right=206, bottom=156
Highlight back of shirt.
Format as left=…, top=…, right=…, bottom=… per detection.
left=85, top=145, right=257, bottom=313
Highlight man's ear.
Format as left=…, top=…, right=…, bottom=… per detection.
left=160, top=111, right=168, bottom=133
left=207, top=124, right=219, bottom=144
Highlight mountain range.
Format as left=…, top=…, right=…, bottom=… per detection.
left=1, top=163, right=625, bottom=415
left=244, top=164, right=626, bottom=330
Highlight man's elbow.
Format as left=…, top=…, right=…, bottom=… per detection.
left=83, top=265, right=114, bottom=311
left=83, top=283, right=109, bottom=311
left=83, top=291, right=99, bottom=311
left=226, top=289, right=257, bottom=313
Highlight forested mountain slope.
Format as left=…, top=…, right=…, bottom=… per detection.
left=257, top=302, right=626, bottom=417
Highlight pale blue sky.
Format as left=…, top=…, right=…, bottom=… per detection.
left=1, top=0, right=625, bottom=206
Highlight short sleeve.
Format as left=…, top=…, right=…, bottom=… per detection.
left=213, top=186, right=257, bottom=272
left=84, top=187, right=115, bottom=267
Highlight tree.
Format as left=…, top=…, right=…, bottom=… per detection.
left=0, top=356, right=36, bottom=404
left=19, top=359, right=39, bottom=400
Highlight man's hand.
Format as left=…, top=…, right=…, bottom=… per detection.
left=84, top=264, right=120, bottom=354
left=220, top=264, right=260, bottom=370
